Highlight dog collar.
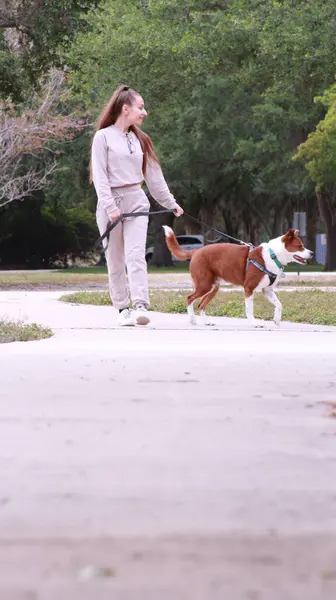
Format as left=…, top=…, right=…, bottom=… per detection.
left=269, top=248, right=284, bottom=270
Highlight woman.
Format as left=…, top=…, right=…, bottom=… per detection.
left=91, top=85, right=184, bottom=326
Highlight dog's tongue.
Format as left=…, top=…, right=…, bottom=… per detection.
left=294, top=255, right=306, bottom=264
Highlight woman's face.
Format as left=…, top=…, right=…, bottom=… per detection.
left=124, top=94, right=147, bottom=126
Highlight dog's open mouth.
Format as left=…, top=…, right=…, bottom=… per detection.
left=293, top=255, right=307, bottom=264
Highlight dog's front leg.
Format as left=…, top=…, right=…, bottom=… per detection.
left=262, top=288, right=282, bottom=325
left=187, top=301, right=197, bottom=325
left=200, top=310, right=214, bottom=326
left=245, top=291, right=256, bottom=326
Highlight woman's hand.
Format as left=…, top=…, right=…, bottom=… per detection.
left=108, top=207, right=122, bottom=222
left=174, top=205, right=184, bottom=217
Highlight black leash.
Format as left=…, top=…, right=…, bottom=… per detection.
left=94, top=209, right=250, bottom=250
left=94, top=209, right=175, bottom=250
left=183, top=214, right=250, bottom=246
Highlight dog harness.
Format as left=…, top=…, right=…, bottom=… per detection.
left=247, top=248, right=284, bottom=286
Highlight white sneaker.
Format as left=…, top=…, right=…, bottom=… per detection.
left=117, top=308, right=135, bottom=326
left=135, top=305, right=150, bottom=326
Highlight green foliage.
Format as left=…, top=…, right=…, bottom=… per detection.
left=0, top=45, right=29, bottom=102
left=0, top=194, right=97, bottom=268
left=67, top=0, right=336, bottom=239
left=44, top=129, right=96, bottom=210
left=3, top=0, right=336, bottom=265
left=293, top=80, right=336, bottom=269
left=294, top=82, right=336, bottom=189
left=0, top=0, right=101, bottom=101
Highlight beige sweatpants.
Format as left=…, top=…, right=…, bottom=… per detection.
left=96, top=184, right=150, bottom=310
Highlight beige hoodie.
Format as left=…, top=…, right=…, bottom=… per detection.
left=91, top=125, right=179, bottom=217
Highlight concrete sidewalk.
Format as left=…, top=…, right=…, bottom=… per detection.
left=1, top=291, right=336, bottom=599
left=1, top=289, right=335, bottom=333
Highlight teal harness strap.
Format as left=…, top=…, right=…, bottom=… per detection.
left=247, top=248, right=284, bottom=287
left=269, top=248, right=284, bottom=270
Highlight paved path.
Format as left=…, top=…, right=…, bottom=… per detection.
left=1, top=291, right=336, bottom=599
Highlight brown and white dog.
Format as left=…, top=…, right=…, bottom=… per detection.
left=163, top=226, right=313, bottom=326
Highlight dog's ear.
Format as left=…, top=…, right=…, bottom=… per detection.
left=281, top=229, right=298, bottom=243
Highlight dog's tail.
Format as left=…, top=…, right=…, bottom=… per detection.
left=162, top=226, right=196, bottom=260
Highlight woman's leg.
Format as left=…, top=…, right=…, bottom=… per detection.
left=96, top=201, right=129, bottom=310
left=121, top=188, right=150, bottom=309
left=123, top=214, right=149, bottom=308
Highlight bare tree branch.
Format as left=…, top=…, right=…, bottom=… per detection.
left=0, top=68, right=85, bottom=207
left=0, top=162, right=57, bottom=207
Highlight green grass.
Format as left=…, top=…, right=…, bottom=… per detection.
left=149, top=262, right=192, bottom=272
left=56, top=262, right=325, bottom=274
left=0, top=270, right=108, bottom=288
left=56, top=263, right=191, bottom=274
left=55, top=266, right=107, bottom=274
left=284, top=263, right=324, bottom=272
left=0, top=263, right=191, bottom=288
left=0, top=265, right=333, bottom=291
left=61, top=291, right=111, bottom=306
left=59, top=289, right=336, bottom=326
left=0, top=320, right=53, bottom=343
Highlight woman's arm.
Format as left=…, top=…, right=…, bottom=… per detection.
left=144, top=158, right=183, bottom=214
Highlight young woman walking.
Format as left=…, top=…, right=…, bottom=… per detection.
left=91, top=85, right=183, bottom=326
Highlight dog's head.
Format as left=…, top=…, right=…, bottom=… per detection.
left=280, top=229, right=313, bottom=265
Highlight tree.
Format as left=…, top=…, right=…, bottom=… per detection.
left=68, top=0, right=263, bottom=249
left=0, top=0, right=101, bottom=101
left=0, top=1, right=104, bottom=268
left=0, top=68, right=85, bottom=208
left=66, top=0, right=336, bottom=260
left=294, top=83, right=336, bottom=270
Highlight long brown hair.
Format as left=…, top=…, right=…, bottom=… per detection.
left=89, top=85, right=159, bottom=182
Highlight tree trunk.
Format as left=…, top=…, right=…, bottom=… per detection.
left=271, top=201, right=287, bottom=238
left=184, top=210, right=203, bottom=235
left=199, top=202, right=215, bottom=227
left=306, top=195, right=317, bottom=253
left=151, top=210, right=175, bottom=266
left=316, top=187, right=336, bottom=271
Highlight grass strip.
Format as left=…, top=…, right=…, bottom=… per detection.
left=59, top=289, right=336, bottom=326
left=0, top=320, right=53, bottom=343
